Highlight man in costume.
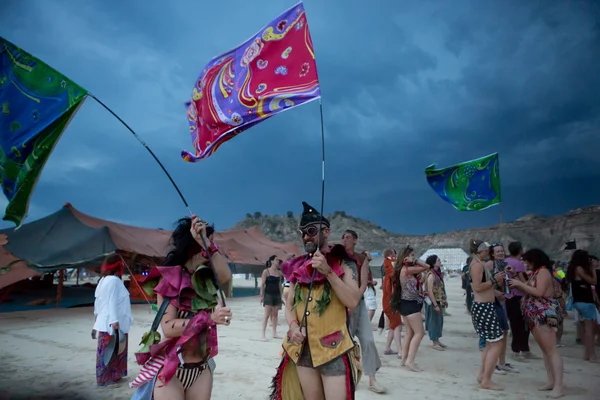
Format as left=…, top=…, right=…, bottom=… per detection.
left=341, top=230, right=386, bottom=394
left=270, top=202, right=362, bottom=400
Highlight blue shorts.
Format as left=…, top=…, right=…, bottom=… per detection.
left=495, top=301, right=509, bottom=331
left=573, top=302, right=597, bottom=321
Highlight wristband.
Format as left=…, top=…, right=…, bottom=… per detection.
left=201, top=242, right=220, bottom=258
left=289, top=319, right=298, bottom=327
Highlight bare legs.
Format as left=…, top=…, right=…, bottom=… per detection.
left=583, top=320, right=598, bottom=361
left=498, top=332, right=507, bottom=366
left=297, top=366, right=348, bottom=400
left=384, top=325, right=402, bottom=357
left=478, top=340, right=503, bottom=391
left=532, top=325, right=565, bottom=398
left=368, top=309, right=375, bottom=321
left=401, top=313, right=425, bottom=371
left=261, top=305, right=273, bottom=340
left=186, top=370, right=213, bottom=400
left=271, top=306, right=281, bottom=338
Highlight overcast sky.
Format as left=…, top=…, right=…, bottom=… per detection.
left=1, top=0, right=599, bottom=235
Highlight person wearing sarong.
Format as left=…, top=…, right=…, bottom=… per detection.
left=129, top=216, right=232, bottom=400
left=93, top=254, right=133, bottom=386
left=342, top=230, right=386, bottom=394
left=270, top=202, right=362, bottom=400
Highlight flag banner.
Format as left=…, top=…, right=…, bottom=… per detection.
left=0, top=37, right=88, bottom=226
left=182, top=1, right=320, bottom=162
left=425, top=152, right=501, bottom=211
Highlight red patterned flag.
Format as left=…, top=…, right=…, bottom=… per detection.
left=182, top=2, right=320, bottom=162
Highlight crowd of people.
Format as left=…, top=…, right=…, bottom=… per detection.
left=90, top=202, right=600, bottom=399
left=458, top=240, right=600, bottom=398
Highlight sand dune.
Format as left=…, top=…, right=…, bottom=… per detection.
left=0, top=277, right=598, bottom=399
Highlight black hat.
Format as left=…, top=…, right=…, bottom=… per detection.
left=299, top=201, right=330, bottom=229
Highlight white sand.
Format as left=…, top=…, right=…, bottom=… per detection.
left=1, top=277, right=598, bottom=399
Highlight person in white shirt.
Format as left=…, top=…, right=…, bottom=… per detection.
left=93, top=254, right=133, bottom=386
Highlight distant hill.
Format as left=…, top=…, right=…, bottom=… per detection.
left=232, top=206, right=600, bottom=260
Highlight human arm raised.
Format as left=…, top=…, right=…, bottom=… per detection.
left=191, top=216, right=231, bottom=285
left=575, top=266, right=597, bottom=285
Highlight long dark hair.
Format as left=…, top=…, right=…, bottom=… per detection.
left=266, top=255, right=276, bottom=269
left=426, top=255, right=438, bottom=269
left=522, top=249, right=550, bottom=271
left=390, top=245, right=413, bottom=309
left=566, top=249, right=590, bottom=282
left=164, top=217, right=214, bottom=267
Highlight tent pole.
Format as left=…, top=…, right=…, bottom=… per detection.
left=56, top=269, right=64, bottom=308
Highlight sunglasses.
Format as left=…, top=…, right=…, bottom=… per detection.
left=299, top=225, right=324, bottom=237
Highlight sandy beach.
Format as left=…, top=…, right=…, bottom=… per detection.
left=1, top=277, right=598, bottom=400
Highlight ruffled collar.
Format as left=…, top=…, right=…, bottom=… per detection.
left=139, top=265, right=218, bottom=312
left=281, top=244, right=351, bottom=285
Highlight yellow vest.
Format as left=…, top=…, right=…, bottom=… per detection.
left=283, top=282, right=355, bottom=367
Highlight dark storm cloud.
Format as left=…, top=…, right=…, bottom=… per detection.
left=0, top=0, right=598, bottom=234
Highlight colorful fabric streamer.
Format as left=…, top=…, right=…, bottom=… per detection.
left=0, top=37, right=88, bottom=225
left=425, top=153, right=501, bottom=211
left=182, top=2, right=321, bottom=162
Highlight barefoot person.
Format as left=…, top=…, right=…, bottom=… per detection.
left=424, top=255, right=447, bottom=350
left=342, top=230, right=386, bottom=394
left=270, top=202, right=362, bottom=400
left=509, top=249, right=565, bottom=398
left=93, top=254, right=133, bottom=386
left=469, top=239, right=506, bottom=391
left=393, top=245, right=431, bottom=372
left=261, top=256, right=284, bottom=340
left=382, top=249, right=402, bottom=358
left=129, top=217, right=232, bottom=400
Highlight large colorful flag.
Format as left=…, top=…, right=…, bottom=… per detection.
left=0, top=37, right=88, bottom=226
left=425, top=153, right=501, bottom=211
left=182, top=2, right=321, bottom=162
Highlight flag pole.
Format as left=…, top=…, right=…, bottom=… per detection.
left=89, top=94, right=227, bottom=307
left=300, top=98, right=326, bottom=330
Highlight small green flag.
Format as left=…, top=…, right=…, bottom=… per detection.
left=425, top=153, right=501, bottom=211
left=0, top=37, right=88, bottom=226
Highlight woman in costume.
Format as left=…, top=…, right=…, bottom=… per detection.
left=93, top=254, right=134, bottom=386
left=424, top=255, right=447, bottom=351
left=509, top=249, right=564, bottom=398
left=130, top=216, right=232, bottom=400
left=261, top=255, right=284, bottom=340
left=270, top=201, right=362, bottom=400
left=566, top=249, right=598, bottom=362
left=382, top=248, right=402, bottom=358
left=392, top=245, right=431, bottom=371
left=469, top=239, right=506, bottom=391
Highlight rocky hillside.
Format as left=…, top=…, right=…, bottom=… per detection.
left=233, top=206, right=600, bottom=260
